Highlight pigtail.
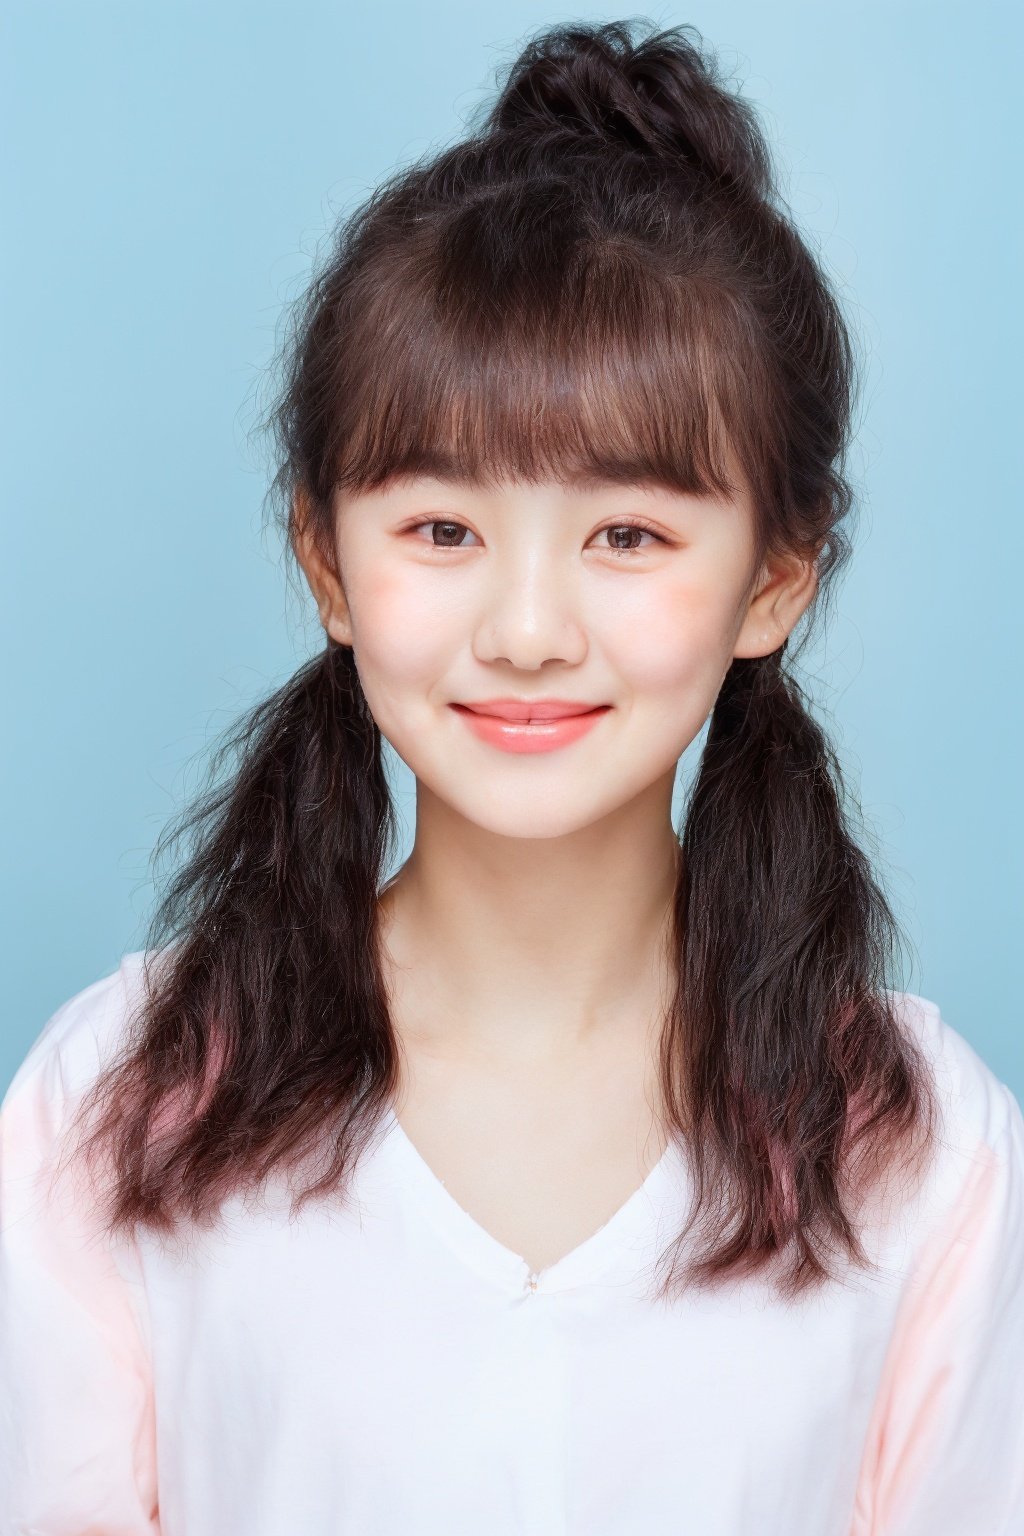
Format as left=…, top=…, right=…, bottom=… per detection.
left=664, top=649, right=937, bottom=1296
left=69, top=640, right=402, bottom=1239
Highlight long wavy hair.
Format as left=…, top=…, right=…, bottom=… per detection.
left=67, top=17, right=938, bottom=1301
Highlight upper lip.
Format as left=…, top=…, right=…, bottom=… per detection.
left=453, top=698, right=610, bottom=721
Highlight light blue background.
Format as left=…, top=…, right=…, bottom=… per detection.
left=2, top=1, right=1021, bottom=1098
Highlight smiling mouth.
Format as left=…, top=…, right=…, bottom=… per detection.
left=448, top=702, right=611, bottom=754
left=451, top=702, right=611, bottom=723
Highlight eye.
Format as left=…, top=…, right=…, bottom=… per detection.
left=410, top=520, right=479, bottom=549
left=594, top=520, right=665, bottom=555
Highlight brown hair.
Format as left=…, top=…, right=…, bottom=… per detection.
left=67, top=18, right=938, bottom=1300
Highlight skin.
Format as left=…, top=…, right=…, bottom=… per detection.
left=294, top=466, right=818, bottom=1273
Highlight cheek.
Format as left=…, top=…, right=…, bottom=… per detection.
left=598, top=572, right=741, bottom=695
left=345, top=565, right=458, bottom=716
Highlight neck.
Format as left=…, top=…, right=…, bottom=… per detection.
left=377, top=771, right=682, bottom=1068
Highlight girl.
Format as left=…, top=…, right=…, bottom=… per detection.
left=2, top=18, right=1022, bottom=1536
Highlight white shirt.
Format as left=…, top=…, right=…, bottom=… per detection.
left=2, top=949, right=1023, bottom=1534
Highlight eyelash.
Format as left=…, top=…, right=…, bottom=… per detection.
left=408, top=519, right=667, bottom=556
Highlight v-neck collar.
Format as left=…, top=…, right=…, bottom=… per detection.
left=378, top=1104, right=687, bottom=1298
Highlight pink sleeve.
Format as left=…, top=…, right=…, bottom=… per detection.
left=850, top=1083, right=1024, bottom=1535
left=0, top=1016, right=161, bottom=1535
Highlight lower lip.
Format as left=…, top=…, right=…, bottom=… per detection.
left=450, top=705, right=611, bottom=754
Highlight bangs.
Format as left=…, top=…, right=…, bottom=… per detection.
left=324, top=205, right=770, bottom=510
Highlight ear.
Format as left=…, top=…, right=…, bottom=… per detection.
left=291, top=491, right=354, bottom=647
left=733, top=544, right=819, bottom=660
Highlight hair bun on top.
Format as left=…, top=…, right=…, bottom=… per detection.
left=486, top=19, right=775, bottom=204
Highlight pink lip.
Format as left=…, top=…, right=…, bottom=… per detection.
left=455, top=698, right=607, bottom=721
left=450, top=700, right=611, bottom=754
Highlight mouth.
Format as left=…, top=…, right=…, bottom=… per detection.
left=448, top=701, right=612, bottom=755
left=451, top=700, right=611, bottom=723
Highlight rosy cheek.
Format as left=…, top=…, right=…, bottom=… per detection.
left=597, top=576, right=737, bottom=693
left=348, top=565, right=457, bottom=689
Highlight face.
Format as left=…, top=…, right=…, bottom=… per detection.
left=296, top=472, right=816, bottom=840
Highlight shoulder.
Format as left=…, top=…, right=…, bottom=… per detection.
left=887, top=988, right=1022, bottom=1155
left=3, top=949, right=163, bottom=1120
left=884, top=989, right=1024, bottom=1247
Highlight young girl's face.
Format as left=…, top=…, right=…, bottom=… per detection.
left=300, top=470, right=815, bottom=840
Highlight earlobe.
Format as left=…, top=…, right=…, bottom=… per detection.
left=324, top=608, right=353, bottom=647
left=316, top=581, right=354, bottom=648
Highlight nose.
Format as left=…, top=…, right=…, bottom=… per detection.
left=473, top=550, right=588, bottom=671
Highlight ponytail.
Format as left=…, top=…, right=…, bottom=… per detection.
left=660, top=650, right=938, bottom=1296
left=70, top=642, right=402, bottom=1240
